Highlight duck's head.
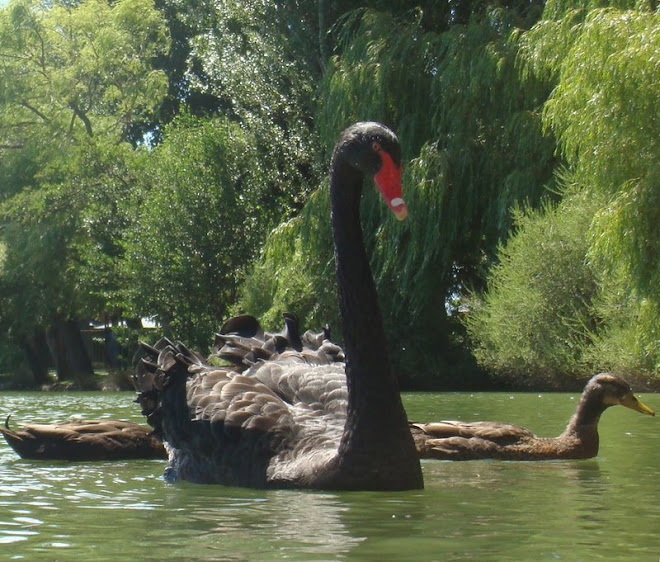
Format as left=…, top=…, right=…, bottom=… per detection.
left=588, top=372, right=655, bottom=416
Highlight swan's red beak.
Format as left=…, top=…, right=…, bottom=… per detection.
left=374, top=151, right=408, bottom=221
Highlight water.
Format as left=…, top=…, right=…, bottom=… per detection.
left=0, top=390, right=658, bottom=560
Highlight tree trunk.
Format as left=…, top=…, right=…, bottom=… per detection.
left=48, top=316, right=95, bottom=382
left=318, top=0, right=328, bottom=69
left=104, top=327, right=122, bottom=368
left=19, top=328, right=52, bottom=385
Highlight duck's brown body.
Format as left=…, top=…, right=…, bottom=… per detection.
left=0, top=418, right=166, bottom=461
left=410, top=420, right=599, bottom=460
left=410, top=373, right=654, bottom=461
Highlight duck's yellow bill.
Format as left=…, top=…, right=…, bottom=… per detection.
left=621, top=393, right=655, bottom=416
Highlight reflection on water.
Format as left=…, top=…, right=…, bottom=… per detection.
left=0, top=391, right=658, bottom=560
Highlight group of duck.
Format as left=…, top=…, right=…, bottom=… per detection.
left=1, top=123, right=655, bottom=490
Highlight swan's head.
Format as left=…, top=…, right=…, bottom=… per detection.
left=337, top=122, right=408, bottom=220
left=587, top=372, right=655, bottom=416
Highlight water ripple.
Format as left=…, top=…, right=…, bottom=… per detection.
left=0, top=391, right=658, bottom=560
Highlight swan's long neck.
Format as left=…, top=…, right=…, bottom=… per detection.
left=329, top=155, right=423, bottom=489
left=331, top=163, right=392, bottom=399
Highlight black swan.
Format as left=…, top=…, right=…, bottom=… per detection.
left=0, top=417, right=166, bottom=460
left=411, top=373, right=654, bottom=460
left=135, top=122, right=424, bottom=490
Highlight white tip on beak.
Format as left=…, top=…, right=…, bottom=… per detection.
left=391, top=198, right=408, bottom=221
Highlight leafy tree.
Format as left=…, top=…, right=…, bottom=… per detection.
left=0, top=0, right=168, bottom=143
left=525, top=7, right=660, bottom=303
left=186, top=0, right=325, bottom=213
left=0, top=0, right=169, bottom=382
left=0, top=139, right=143, bottom=382
left=524, top=1, right=659, bottom=379
left=465, top=188, right=602, bottom=388
left=239, top=7, right=555, bottom=387
left=467, top=1, right=660, bottom=385
left=122, top=116, right=278, bottom=349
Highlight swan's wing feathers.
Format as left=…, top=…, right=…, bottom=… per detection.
left=324, top=386, right=349, bottom=413
left=213, top=313, right=303, bottom=369
left=301, top=324, right=333, bottom=348
left=212, top=313, right=346, bottom=372
left=248, top=362, right=347, bottom=412
left=301, top=328, right=325, bottom=348
left=133, top=314, right=349, bottom=486
left=319, top=341, right=345, bottom=363
left=146, top=356, right=296, bottom=486
left=187, top=368, right=294, bottom=441
left=215, top=334, right=278, bottom=369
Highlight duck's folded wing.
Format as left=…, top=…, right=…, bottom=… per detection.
left=410, top=421, right=535, bottom=460
left=414, top=421, right=534, bottom=441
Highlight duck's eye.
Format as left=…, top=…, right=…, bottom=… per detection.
left=372, top=141, right=382, bottom=152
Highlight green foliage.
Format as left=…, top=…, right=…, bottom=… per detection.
left=466, top=189, right=601, bottom=387
left=0, top=0, right=169, bottom=142
left=539, top=4, right=660, bottom=375
left=0, top=0, right=169, bottom=378
left=0, top=213, right=71, bottom=334
left=540, top=0, right=648, bottom=20
left=467, top=183, right=660, bottom=384
left=241, top=8, right=555, bottom=383
left=0, top=139, right=139, bottom=333
left=188, top=0, right=322, bottom=211
left=586, top=279, right=660, bottom=377
left=534, top=10, right=659, bottom=187
left=541, top=9, right=660, bottom=304
left=469, top=2, right=660, bottom=385
left=122, top=116, right=278, bottom=349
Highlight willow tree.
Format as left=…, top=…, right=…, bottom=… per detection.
left=466, top=1, right=660, bottom=384
left=526, top=3, right=660, bottom=377
left=186, top=0, right=327, bottom=214
left=238, top=7, right=555, bottom=387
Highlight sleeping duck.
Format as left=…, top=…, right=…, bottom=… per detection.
left=410, top=372, right=654, bottom=460
left=0, top=417, right=166, bottom=460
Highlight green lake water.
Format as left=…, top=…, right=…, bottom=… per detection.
left=0, top=390, right=658, bottom=560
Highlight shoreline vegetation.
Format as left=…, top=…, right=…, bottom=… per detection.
left=1, top=1, right=658, bottom=392
left=2, top=366, right=660, bottom=394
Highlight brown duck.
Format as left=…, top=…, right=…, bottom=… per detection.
left=410, top=373, right=655, bottom=461
left=0, top=417, right=166, bottom=461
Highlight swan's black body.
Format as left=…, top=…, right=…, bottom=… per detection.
left=135, top=122, right=423, bottom=490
